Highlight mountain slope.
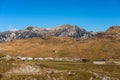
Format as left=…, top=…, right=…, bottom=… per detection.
left=1, top=36, right=120, bottom=60
left=106, top=26, right=120, bottom=34
left=94, top=26, right=120, bottom=40
left=0, top=24, right=93, bottom=42
left=0, top=25, right=120, bottom=60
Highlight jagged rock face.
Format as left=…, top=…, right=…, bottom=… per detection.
left=0, top=30, right=42, bottom=42
left=52, top=24, right=93, bottom=38
left=0, top=24, right=93, bottom=42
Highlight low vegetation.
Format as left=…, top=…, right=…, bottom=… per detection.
left=0, top=26, right=120, bottom=79
left=0, top=60, right=120, bottom=80
left=1, top=36, right=120, bottom=60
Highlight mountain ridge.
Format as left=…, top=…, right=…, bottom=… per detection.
left=0, top=24, right=93, bottom=42
left=0, top=25, right=120, bottom=59
left=0, top=25, right=120, bottom=43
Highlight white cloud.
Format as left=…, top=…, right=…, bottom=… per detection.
left=10, top=28, right=18, bottom=31
left=7, top=25, right=19, bottom=31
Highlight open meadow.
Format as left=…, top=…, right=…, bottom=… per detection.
left=0, top=59, right=120, bottom=80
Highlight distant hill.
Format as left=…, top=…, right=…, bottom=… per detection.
left=0, top=25, right=120, bottom=60
left=0, top=24, right=93, bottom=42
left=1, top=36, right=120, bottom=60
left=106, top=26, right=120, bottom=34
left=94, top=26, right=120, bottom=40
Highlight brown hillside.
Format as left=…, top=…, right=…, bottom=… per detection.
left=94, top=26, right=120, bottom=40
left=106, top=26, right=120, bottom=34
left=1, top=36, right=120, bottom=60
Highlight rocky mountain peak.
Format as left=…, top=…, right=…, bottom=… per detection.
left=55, top=24, right=84, bottom=31
left=0, top=24, right=93, bottom=42
left=53, top=24, right=90, bottom=38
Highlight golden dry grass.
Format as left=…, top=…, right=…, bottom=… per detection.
left=1, top=36, right=120, bottom=60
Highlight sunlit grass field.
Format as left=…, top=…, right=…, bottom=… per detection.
left=1, top=37, right=120, bottom=60
left=0, top=60, right=120, bottom=80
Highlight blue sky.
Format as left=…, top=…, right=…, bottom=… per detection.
left=0, top=0, right=120, bottom=32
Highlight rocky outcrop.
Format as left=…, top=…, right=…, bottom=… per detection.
left=94, top=26, right=120, bottom=40
left=106, top=26, right=120, bottom=34
left=0, top=24, right=93, bottom=42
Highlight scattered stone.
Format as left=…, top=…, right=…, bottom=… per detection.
left=67, top=71, right=75, bottom=76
